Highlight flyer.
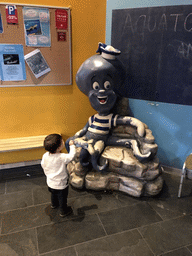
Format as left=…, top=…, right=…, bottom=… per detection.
left=5, top=5, right=18, bottom=24
left=55, top=9, right=68, bottom=30
left=0, top=44, right=26, bottom=81
left=23, top=7, right=51, bottom=47
left=24, top=49, right=51, bottom=78
left=0, top=12, right=3, bottom=33
left=57, top=32, right=66, bottom=41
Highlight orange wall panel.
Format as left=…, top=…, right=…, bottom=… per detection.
left=0, top=0, right=106, bottom=164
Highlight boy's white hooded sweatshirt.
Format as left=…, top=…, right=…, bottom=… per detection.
left=41, top=145, right=76, bottom=189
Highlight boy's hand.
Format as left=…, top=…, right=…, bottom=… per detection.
left=69, top=140, right=74, bottom=146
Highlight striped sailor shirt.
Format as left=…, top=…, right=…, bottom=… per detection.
left=88, top=113, right=119, bottom=135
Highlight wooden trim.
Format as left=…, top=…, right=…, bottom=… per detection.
left=0, top=135, right=46, bottom=152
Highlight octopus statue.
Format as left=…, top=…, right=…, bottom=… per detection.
left=66, top=43, right=163, bottom=197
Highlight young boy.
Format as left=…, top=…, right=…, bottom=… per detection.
left=41, top=134, right=76, bottom=217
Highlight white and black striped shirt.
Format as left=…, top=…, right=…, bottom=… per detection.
left=88, top=113, right=118, bottom=135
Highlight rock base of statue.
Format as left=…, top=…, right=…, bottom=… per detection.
left=67, top=124, right=163, bottom=197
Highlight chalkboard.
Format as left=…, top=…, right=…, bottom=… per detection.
left=111, top=5, right=192, bottom=105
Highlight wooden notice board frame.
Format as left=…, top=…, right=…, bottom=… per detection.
left=0, top=3, right=72, bottom=87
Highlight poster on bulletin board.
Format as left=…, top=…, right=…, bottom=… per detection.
left=0, top=12, right=3, bottom=33
left=5, top=5, right=18, bottom=24
left=0, top=44, right=26, bottom=81
left=55, top=9, right=68, bottom=30
left=23, top=7, right=51, bottom=47
left=25, top=49, right=51, bottom=78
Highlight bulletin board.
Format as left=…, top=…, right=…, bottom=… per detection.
left=111, top=5, right=192, bottom=105
left=0, top=3, right=72, bottom=87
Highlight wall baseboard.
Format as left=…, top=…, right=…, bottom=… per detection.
left=0, top=160, right=41, bottom=170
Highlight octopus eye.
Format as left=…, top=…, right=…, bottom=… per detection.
left=104, top=81, right=111, bottom=89
left=93, top=81, right=99, bottom=90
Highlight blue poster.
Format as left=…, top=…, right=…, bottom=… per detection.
left=0, top=44, right=26, bottom=81
left=23, top=7, right=51, bottom=47
left=0, top=12, right=3, bottom=33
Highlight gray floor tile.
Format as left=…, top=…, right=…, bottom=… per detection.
left=71, top=193, right=122, bottom=217
left=0, top=190, right=33, bottom=213
left=68, top=186, right=88, bottom=199
left=187, top=243, right=192, bottom=253
left=33, top=186, right=50, bottom=205
left=148, top=198, right=191, bottom=220
left=0, top=213, right=2, bottom=234
left=75, top=229, right=154, bottom=256
left=40, top=247, right=77, bottom=256
left=112, top=190, right=146, bottom=206
left=6, top=176, right=46, bottom=193
left=0, top=181, right=5, bottom=195
left=160, top=246, right=192, bottom=255
left=1, top=203, right=56, bottom=234
left=139, top=215, right=192, bottom=255
left=98, top=202, right=162, bottom=235
left=0, top=228, right=38, bottom=256
left=37, top=214, right=106, bottom=254
left=161, top=172, right=192, bottom=199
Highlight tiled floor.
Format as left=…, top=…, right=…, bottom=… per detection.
left=0, top=165, right=192, bottom=255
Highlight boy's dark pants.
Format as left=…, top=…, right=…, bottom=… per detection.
left=48, top=186, right=69, bottom=212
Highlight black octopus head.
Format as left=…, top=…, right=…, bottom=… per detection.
left=76, top=44, right=126, bottom=115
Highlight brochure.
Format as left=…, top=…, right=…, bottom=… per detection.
left=5, top=5, right=18, bottom=24
left=0, top=44, right=26, bottom=81
left=55, top=9, right=68, bottom=30
left=0, top=12, right=3, bottom=33
left=24, top=49, right=51, bottom=78
left=23, top=7, right=51, bottom=47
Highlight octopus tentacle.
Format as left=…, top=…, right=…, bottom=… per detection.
left=90, top=140, right=108, bottom=172
left=106, top=136, right=151, bottom=161
left=91, top=151, right=108, bottom=172
left=129, top=140, right=151, bottom=160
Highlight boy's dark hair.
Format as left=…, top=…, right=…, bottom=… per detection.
left=44, top=134, right=62, bottom=153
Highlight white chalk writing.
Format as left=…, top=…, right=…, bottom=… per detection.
left=122, top=12, right=192, bottom=40
left=168, top=40, right=192, bottom=59
left=177, top=42, right=192, bottom=59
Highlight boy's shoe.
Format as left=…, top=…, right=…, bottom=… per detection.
left=51, top=205, right=58, bottom=209
left=59, top=206, right=73, bottom=217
